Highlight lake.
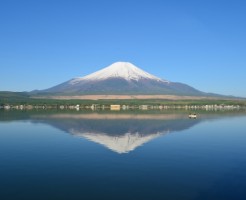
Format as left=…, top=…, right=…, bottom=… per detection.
left=0, top=110, right=246, bottom=200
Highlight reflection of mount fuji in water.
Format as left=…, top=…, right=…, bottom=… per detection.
left=31, top=113, right=201, bottom=153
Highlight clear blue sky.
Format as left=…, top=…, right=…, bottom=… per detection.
left=0, top=0, right=246, bottom=97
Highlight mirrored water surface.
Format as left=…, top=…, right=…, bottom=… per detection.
left=0, top=110, right=246, bottom=200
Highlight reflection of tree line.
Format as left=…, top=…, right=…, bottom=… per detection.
left=38, top=113, right=190, bottom=120
left=1, top=110, right=245, bottom=122
left=1, top=111, right=245, bottom=135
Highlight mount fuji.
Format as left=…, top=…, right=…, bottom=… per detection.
left=38, top=62, right=205, bottom=95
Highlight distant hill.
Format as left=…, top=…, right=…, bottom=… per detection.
left=0, top=91, right=30, bottom=103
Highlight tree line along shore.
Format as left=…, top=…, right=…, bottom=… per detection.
left=0, top=104, right=242, bottom=111
left=0, top=99, right=245, bottom=111
left=0, top=92, right=245, bottom=111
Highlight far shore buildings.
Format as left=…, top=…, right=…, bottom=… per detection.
left=0, top=103, right=242, bottom=111
left=110, top=105, right=121, bottom=110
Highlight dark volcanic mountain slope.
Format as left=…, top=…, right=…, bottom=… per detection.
left=42, top=77, right=204, bottom=95
left=37, top=62, right=205, bottom=95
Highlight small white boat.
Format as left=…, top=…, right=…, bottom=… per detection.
left=189, top=114, right=197, bottom=119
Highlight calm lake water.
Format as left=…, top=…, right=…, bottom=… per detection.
left=0, top=110, right=246, bottom=200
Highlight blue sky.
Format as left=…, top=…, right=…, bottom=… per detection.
left=0, top=0, right=246, bottom=97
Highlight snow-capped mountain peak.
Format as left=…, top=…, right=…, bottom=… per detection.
left=41, top=61, right=203, bottom=95
left=72, top=62, right=168, bottom=83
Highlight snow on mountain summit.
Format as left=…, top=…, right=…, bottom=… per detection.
left=40, top=61, right=204, bottom=95
left=71, top=62, right=168, bottom=83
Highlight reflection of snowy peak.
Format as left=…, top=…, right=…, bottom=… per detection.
left=30, top=113, right=201, bottom=154
left=71, top=62, right=166, bottom=83
left=70, top=130, right=165, bottom=154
